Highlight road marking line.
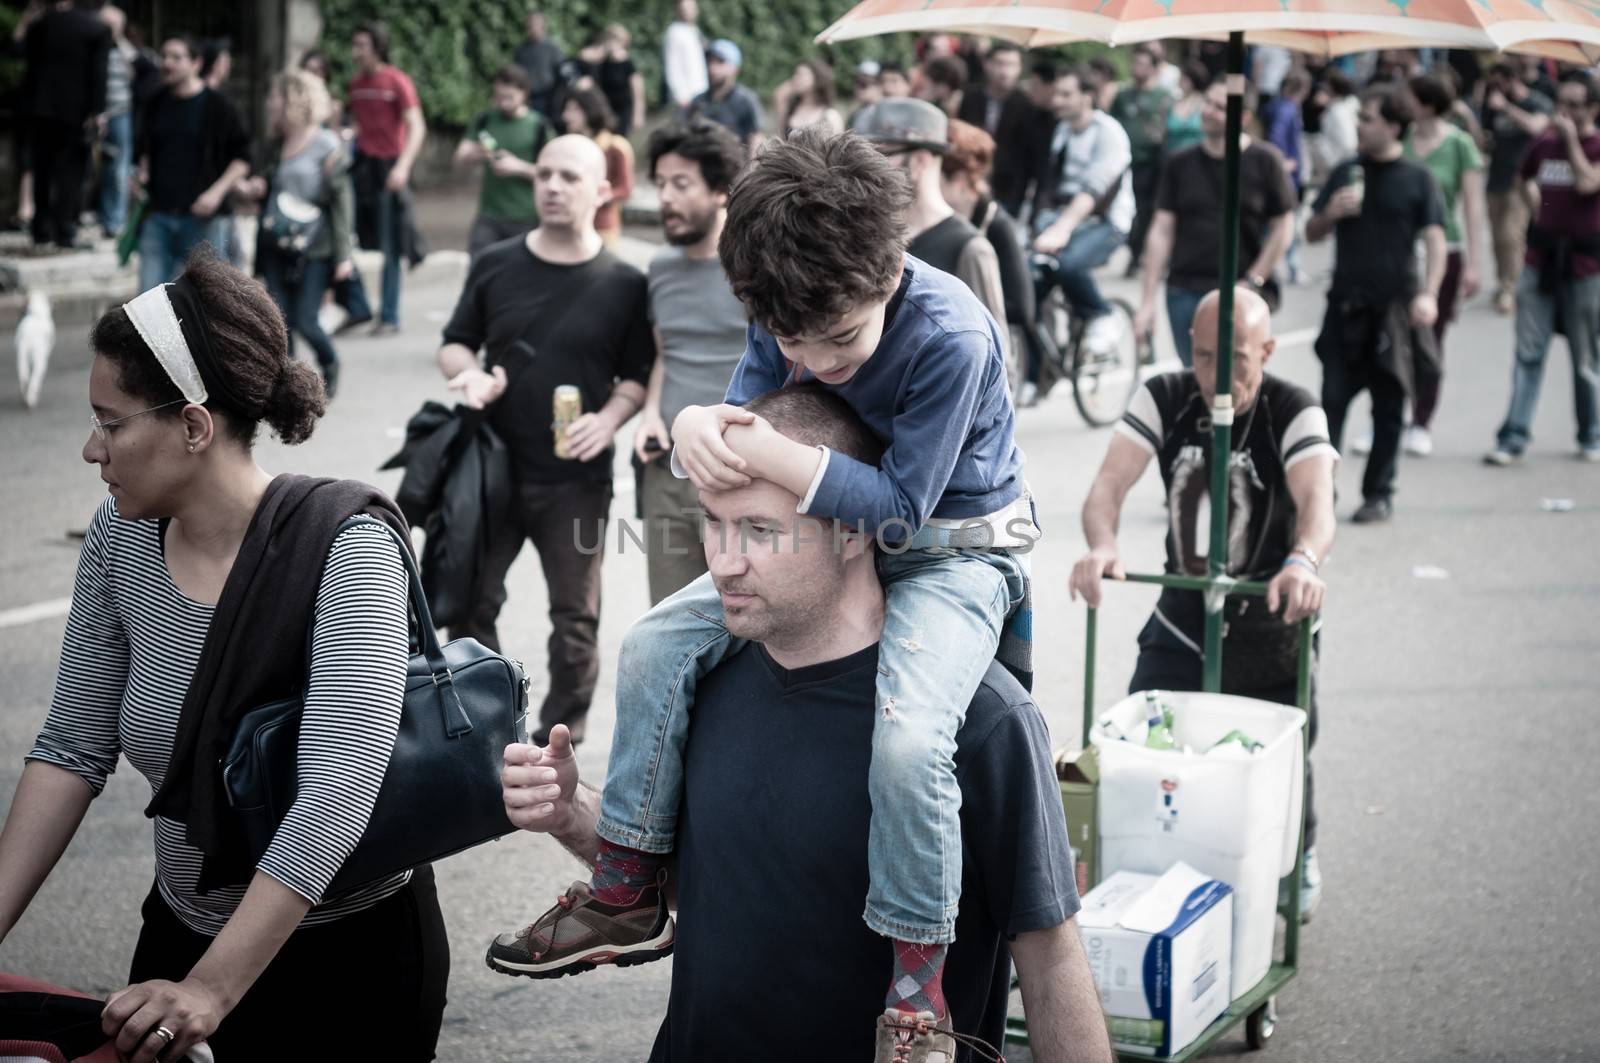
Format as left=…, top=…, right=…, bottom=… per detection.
left=0, top=597, right=72, bottom=630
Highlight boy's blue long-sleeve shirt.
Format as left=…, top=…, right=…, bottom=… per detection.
left=724, top=256, right=1026, bottom=536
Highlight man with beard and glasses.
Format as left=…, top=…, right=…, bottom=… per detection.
left=634, top=120, right=750, bottom=604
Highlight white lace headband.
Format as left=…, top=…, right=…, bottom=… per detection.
left=123, top=284, right=209, bottom=405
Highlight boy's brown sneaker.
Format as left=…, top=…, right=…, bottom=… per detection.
left=873, top=1009, right=1006, bottom=1063
left=485, top=875, right=674, bottom=979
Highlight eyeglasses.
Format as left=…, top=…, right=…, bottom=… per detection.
left=89, top=399, right=188, bottom=442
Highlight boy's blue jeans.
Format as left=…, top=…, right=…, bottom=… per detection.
left=596, top=547, right=1028, bottom=944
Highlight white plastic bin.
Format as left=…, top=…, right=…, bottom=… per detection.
left=1091, top=691, right=1306, bottom=1000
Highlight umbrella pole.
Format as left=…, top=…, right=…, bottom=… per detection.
left=1202, top=31, right=1247, bottom=694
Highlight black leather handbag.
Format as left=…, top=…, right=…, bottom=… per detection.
left=222, top=516, right=528, bottom=895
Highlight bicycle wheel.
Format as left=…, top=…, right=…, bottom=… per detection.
left=1071, top=297, right=1143, bottom=427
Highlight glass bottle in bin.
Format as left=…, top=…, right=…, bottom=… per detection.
left=1143, top=691, right=1176, bottom=750
left=553, top=386, right=582, bottom=459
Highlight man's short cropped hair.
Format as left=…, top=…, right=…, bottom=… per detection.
left=1068, top=62, right=1107, bottom=101
left=745, top=383, right=884, bottom=468
left=720, top=127, right=913, bottom=339
left=987, top=41, right=1023, bottom=60
left=1360, top=83, right=1414, bottom=138
left=493, top=63, right=532, bottom=93
left=648, top=118, right=747, bottom=193
left=1407, top=72, right=1454, bottom=115
left=354, top=22, right=390, bottom=62
left=922, top=55, right=966, bottom=94
left=1561, top=72, right=1600, bottom=108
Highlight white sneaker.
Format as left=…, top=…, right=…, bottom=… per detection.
left=1083, top=313, right=1125, bottom=360
left=1482, top=446, right=1523, bottom=466
left=1348, top=426, right=1372, bottom=456
left=1580, top=444, right=1600, bottom=462
left=1300, top=848, right=1323, bottom=924
left=1404, top=425, right=1433, bottom=457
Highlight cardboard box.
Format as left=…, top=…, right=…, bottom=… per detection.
left=1077, top=863, right=1233, bottom=1058
left=1056, top=744, right=1099, bottom=897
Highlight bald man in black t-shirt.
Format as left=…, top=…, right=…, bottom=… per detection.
left=1069, top=287, right=1337, bottom=922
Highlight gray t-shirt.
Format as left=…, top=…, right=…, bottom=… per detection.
left=273, top=128, right=341, bottom=204
left=648, top=247, right=748, bottom=434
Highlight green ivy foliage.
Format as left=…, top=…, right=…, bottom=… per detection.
left=315, top=0, right=1123, bottom=131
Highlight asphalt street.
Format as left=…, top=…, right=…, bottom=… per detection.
left=1, top=231, right=1597, bottom=1062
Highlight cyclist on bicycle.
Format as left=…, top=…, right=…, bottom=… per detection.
left=1030, top=64, right=1134, bottom=361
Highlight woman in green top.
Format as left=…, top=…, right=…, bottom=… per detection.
left=1404, top=72, right=1486, bottom=456
left=1164, top=61, right=1209, bottom=156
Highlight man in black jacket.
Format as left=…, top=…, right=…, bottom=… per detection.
left=21, top=0, right=111, bottom=249
left=956, top=42, right=1052, bottom=218
left=133, top=33, right=250, bottom=292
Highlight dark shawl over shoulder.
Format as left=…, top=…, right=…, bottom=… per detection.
left=146, top=474, right=410, bottom=891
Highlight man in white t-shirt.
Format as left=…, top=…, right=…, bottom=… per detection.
left=662, top=0, right=708, bottom=113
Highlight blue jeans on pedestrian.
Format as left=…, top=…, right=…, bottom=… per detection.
left=1166, top=284, right=1208, bottom=368
left=259, top=250, right=338, bottom=372
left=138, top=212, right=228, bottom=293
left=1496, top=266, right=1600, bottom=451
left=376, top=190, right=402, bottom=326
left=595, top=547, right=1027, bottom=944
left=97, top=112, right=132, bottom=236
left=1033, top=215, right=1125, bottom=321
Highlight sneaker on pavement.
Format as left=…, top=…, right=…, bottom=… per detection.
left=1351, top=497, right=1393, bottom=524
left=874, top=1010, right=1004, bottom=1063
left=485, top=875, right=674, bottom=979
left=1083, top=313, right=1125, bottom=361
left=1580, top=444, right=1600, bottom=462
left=1348, top=426, right=1372, bottom=456
left=369, top=321, right=400, bottom=338
left=1482, top=446, right=1523, bottom=466
left=331, top=312, right=372, bottom=337
left=1300, top=848, right=1323, bottom=924
left=1404, top=425, right=1433, bottom=457
left=1494, top=290, right=1515, bottom=315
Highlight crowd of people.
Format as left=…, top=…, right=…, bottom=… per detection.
left=4, top=4, right=1600, bottom=1062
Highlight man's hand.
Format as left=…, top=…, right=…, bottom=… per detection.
left=1069, top=547, right=1125, bottom=607
left=128, top=168, right=145, bottom=199
left=1266, top=562, right=1325, bottom=623
left=1322, top=185, right=1362, bottom=222
left=1461, top=261, right=1481, bottom=301
left=1032, top=220, right=1074, bottom=256
left=1553, top=112, right=1579, bottom=143
left=634, top=408, right=670, bottom=463
left=236, top=176, right=268, bottom=201
left=502, top=726, right=580, bottom=835
left=488, top=151, right=527, bottom=178
left=563, top=410, right=620, bottom=463
left=103, top=978, right=224, bottom=1063
left=384, top=163, right=410, bottom=194
left=446, top=365, right=508, bottom=409
left=334, top=259, right=354, bottom=283
left=1410, top=291, right=1439, bottom=329
left=459, top=140, right=490, bottom=164
left=1486, top=88, right=1507, bottom=112
left=191, top=187, right=224, bottom=219
left=1132, top=301, right=1157, bottom=345
left=672, top=403, right=756, bottom=490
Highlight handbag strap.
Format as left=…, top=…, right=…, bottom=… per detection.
left=305, top=515, right=474, bottom=738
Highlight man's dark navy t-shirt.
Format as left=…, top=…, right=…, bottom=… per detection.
left=648, top=643, right=1079, bottom=1062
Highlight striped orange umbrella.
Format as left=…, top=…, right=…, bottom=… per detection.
left=817, top=0, right=1600, bottom=61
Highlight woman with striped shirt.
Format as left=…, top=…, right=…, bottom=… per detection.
left=0, top=255, right=448, bottom=1061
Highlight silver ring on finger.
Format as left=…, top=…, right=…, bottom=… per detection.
left=153, top=1026, right=177, bottom=1046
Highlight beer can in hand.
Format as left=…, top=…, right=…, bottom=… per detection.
left=553, top=386, right=582, bottom=459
